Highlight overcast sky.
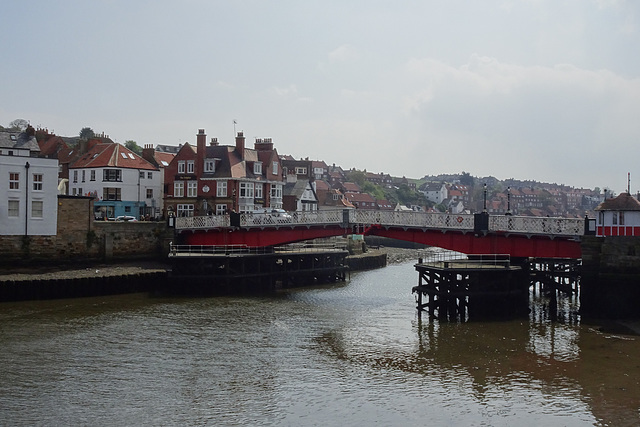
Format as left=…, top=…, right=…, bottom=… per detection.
left=2, top=0, right=639, bottom=191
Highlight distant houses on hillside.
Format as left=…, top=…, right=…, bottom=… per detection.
left=0, top=123, right=611, bottom=239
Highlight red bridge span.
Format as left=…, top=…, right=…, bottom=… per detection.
left=172, top=210, right=591, bottom=259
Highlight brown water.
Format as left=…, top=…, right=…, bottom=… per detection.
left=0, top=261, right=639, bottom=426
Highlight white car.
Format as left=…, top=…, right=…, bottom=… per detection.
left=115, top=215, right=138, bottom=222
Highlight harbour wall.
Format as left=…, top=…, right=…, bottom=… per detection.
left=581, top=236, right=640, bottom=318
left=0, top=196, right=172, bottom=267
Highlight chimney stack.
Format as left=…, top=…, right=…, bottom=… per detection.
left=254, top=137, right=273, bottom=151
left=210, top=137, right=218, bottom=146
left=142, top=144, right=155, bottom=163
left=235, top=131, right=245, bottom=159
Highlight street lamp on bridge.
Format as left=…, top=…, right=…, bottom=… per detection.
left=506, top=186, right=512, bottom=216
left=483, top=183, right=487, bottom=213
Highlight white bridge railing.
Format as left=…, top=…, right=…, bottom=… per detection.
left=175, top=209, right=585, bottom=237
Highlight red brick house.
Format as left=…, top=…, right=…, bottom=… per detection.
left=164, top=129, right=283, bottom=217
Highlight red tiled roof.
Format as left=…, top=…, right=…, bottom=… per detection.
left=71, top=143, right=158, bottom=171
left=596, top=193, right=640, bottom=211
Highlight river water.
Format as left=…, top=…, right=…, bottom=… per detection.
left=1, top=261, right=639, bottom=426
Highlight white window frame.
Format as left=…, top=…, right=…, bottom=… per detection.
left=31, top=200, right=43, bottom=218
left=204, top=159, right=215, bottom=173
left=174, top=181, right=184, bottom=197
left=239, top=182, right=254, bottom=199
left=216, top=204, right=227, bottom=215
left=32, top=173, right=43, bottom=191
left=187, top=181, right=197, bottom=197
left=272, top=161, right=278, bottom=175
left=177, top=204, right=194, bottom=217
left=217, top=181, right=227, bottom=197
left=178, top=161, right=185, bottom=174
left=255, top=183, right=263, bottom=199
left=254, top=162, right=262, bottom=175
left=187, top=160, right=195, bottom=174
left=90, top=170, right=96, bottom=181
left=8, top=200, right=19, bottom=217
left=9, top=172, right=20, bottom=190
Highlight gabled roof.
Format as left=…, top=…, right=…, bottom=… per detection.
left=342, top=182, right=361, bottom=193
left=596, top=193, right=640, bottom=211
left=0, top=129, right=40, bottom=152
left=154, top=151, right=175, bottom=168
left=71, top=142, right=158, bottom=171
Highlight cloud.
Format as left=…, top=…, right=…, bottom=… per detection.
left=395, top=54, right=640, bottom=187
left=328, top=44, right=358, bottom=63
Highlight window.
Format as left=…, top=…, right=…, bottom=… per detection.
left=174, top=181, right=184, bottom=197
left=204, top=159, right=215, bottom=173
left=32, top=174, right=43, bottom=191
left=239, top=182, right=254, bottom=199
left=295, top=167, right=307, bottom=175
left=73, top=170, right=78, bottom=183
left=254, top=162, right=262, bottom=175
left=187, top=181, right=197, bottom=197
left=178, top=161, right=185, bottom=174
left=217, top=181, right=227, bottom=197
left=124, top=206, right=132, bottom=213
left=140, top=171, right=145, bottom=179
left=216, top=204, right=227, bottom=215
left=255, top=183, right=263, bottom=199
left=146, top=189, right=153, bottom=199
left=620, top=212, right=625, bottom=226
left=104, top=187, right=121, bottom=201
left=187, top=160, right=195, bottom=174
left=82, top=170, right=86, bottom=182
left=147, top=172, right=153, bottom=179
left=90, top=170, right=96, bottom=181
left=9, top=172, right=19, bottom=190
left=177, top=204, right=194, bottom=217
left=8, top=200, right=19, bottom=217
left=271, top=184, right=282, bottom=199
left=272, top=161, right=278, bottom=175
left=103, top=169, right=122, bottom=182
left=31, top=201, right=43, bottom=218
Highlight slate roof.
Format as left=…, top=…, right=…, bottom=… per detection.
left=0, top=129, right=40, bottom=152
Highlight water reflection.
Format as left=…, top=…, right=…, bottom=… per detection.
left=0, top=262, right=639, bottom=426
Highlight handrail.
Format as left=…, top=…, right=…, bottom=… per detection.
left=174, top=209, right=586, bottom=237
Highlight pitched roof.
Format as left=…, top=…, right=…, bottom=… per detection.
left=71, top=142, right=158, bottom=170
left=596, top=193, right=640, bottom=211
left=0, top=129, right=40, bottom=151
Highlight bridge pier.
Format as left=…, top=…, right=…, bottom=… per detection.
left=413, top=254, right=529, bottom=321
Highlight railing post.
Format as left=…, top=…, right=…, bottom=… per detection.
left=474, top=212, right=489, bottom=233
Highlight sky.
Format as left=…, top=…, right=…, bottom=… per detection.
left=2, top=0, right=639, bottom=192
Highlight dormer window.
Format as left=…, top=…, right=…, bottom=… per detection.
left=254, top=162, right=262, bottom=175
left=204, top=159, right=215, bottom=173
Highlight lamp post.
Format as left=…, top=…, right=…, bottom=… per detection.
left=506, top=186, right=512, bottom=216
left=24, top=161, right=30, bottom=236
left=483, top=183, right=487, bottom=213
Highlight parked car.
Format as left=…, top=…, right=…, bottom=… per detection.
left=115, top=215, right=138, bottom=222
left=271, top=209, right=292, bottom=222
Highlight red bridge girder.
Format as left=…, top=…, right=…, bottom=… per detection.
left=180, top=225, right=347, bottom=247
left=366, top=226, right=582, bottom=259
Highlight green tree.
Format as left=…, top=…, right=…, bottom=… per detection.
left=346, top=169, right=366, bottom=186
left=460, top=171, right=474, bottom=187
left=79, top=127, right=95, bottom=139
left=125, top=140, right=143, bottom=155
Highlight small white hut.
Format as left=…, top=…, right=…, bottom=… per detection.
left=595, top=192, right=640, bottom=236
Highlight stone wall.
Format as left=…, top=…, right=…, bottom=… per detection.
left=581, top=236, right=640, bottom=318
left=0, top=196, right=173, bottom=266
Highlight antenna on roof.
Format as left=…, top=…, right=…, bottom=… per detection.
left=628, top=172, right=631, bottom=194
left=233, top=119, right=237, bottom=136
